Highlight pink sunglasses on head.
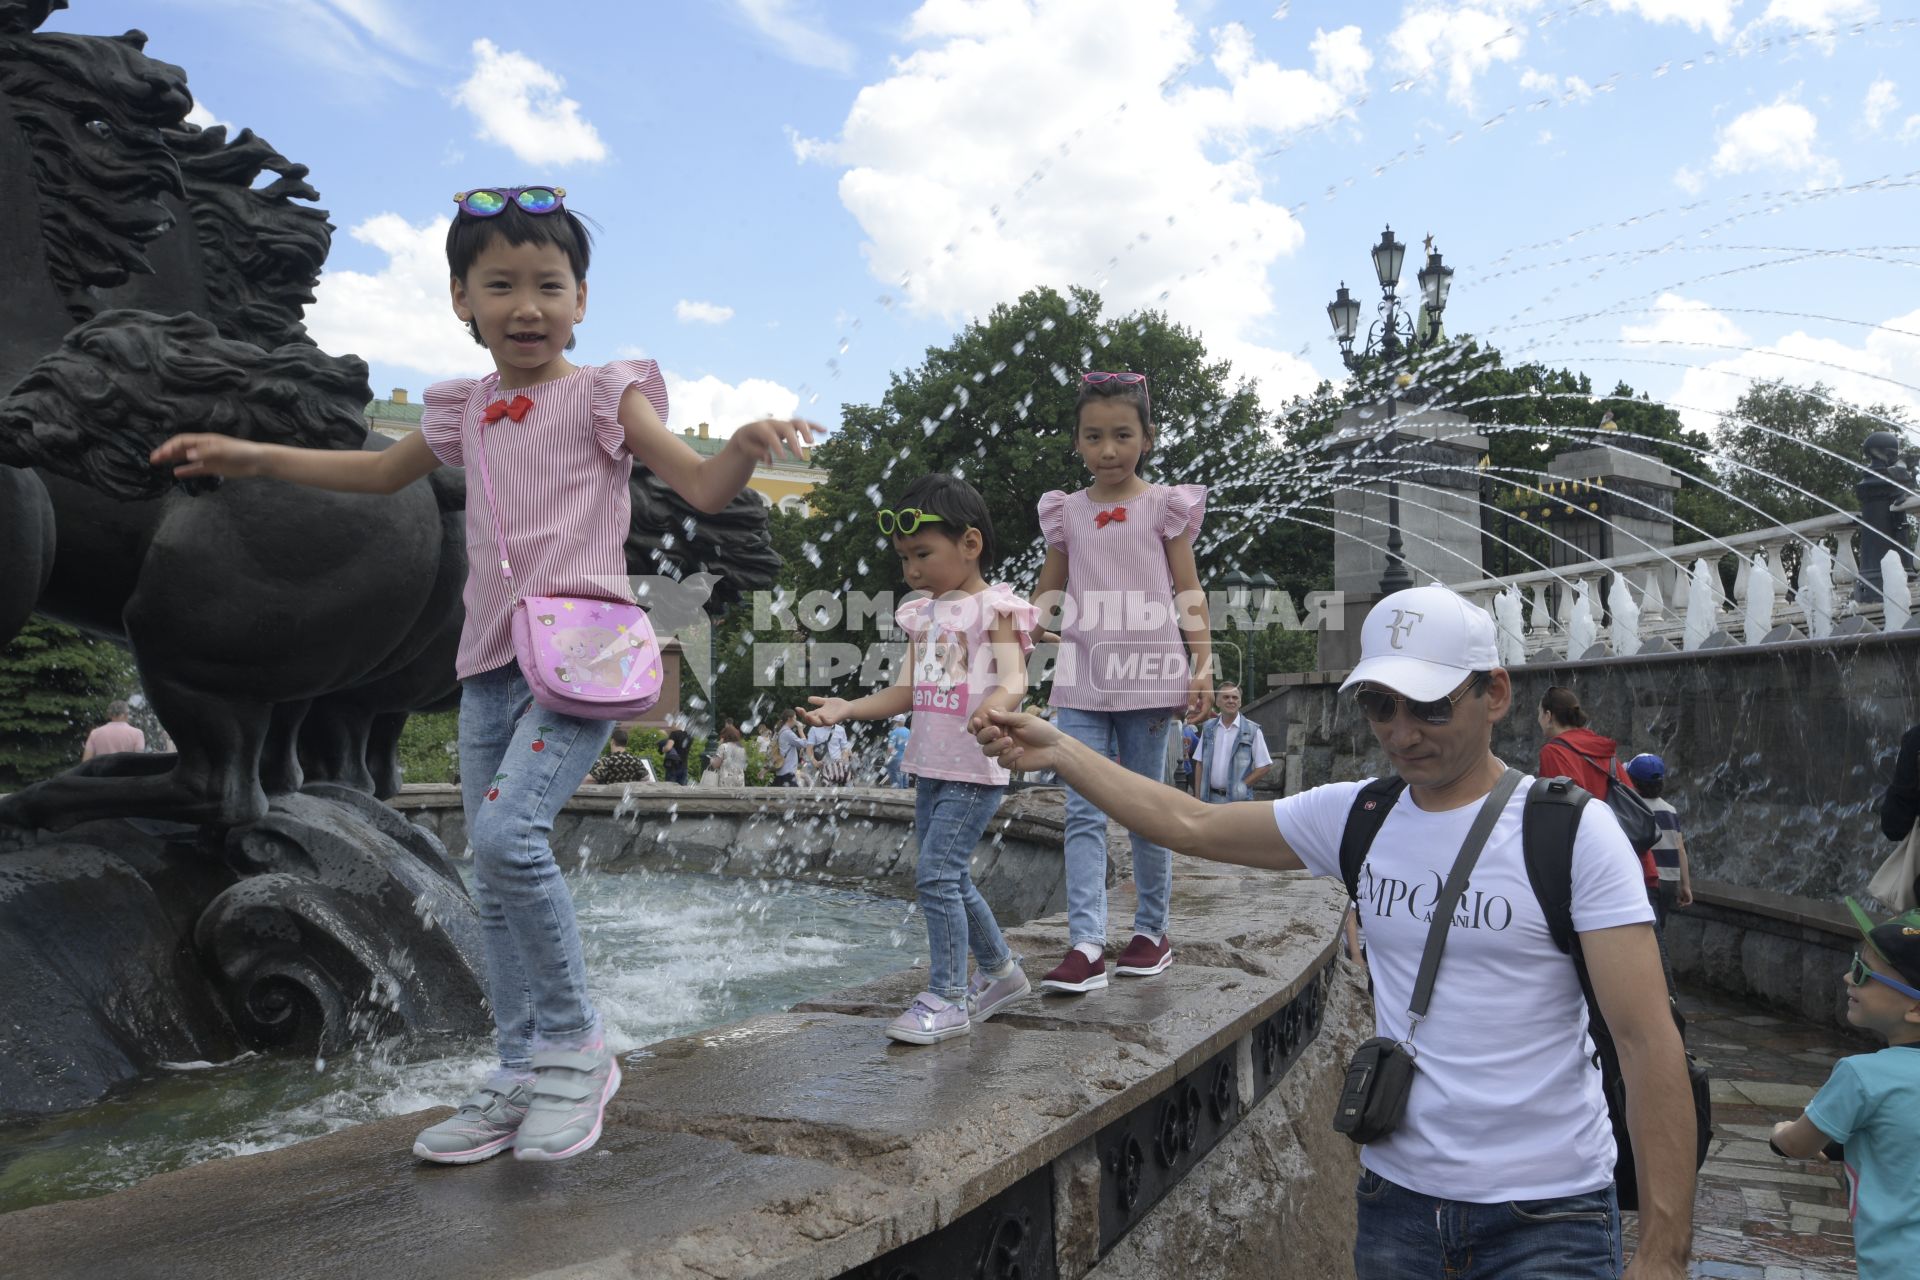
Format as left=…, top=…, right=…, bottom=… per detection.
left=1082, top=371, right=1147, bottom=386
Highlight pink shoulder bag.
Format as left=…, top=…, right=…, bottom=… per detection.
left=473, top=405, right=665, bottom=720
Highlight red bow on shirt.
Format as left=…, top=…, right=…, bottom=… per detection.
left=483, top=395, right=534, bottom=423
left=1094, top=506, right=1129, bottom=529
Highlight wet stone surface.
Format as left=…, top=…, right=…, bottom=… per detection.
left=1626, top=986, right=1873, bottom=1279
left=0, top=842, right=1358, bottom=1279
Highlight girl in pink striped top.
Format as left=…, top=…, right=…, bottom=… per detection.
left=1030, top=372, right=1211, bottom=996
left=152, top=186, right=814, bottom=1165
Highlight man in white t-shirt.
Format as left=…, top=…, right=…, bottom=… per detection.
left=1191, top=682, right=1272, bottom=803
left=976, top=585, right=1694, bottom=1280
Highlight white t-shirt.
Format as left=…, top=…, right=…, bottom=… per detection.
left=1273, top=774, right=1654, bottom=1203
left=1194, top=716, right=1272, bottom=791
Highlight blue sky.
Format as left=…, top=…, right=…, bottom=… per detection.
left=46, top=0, right=1920, bottom=439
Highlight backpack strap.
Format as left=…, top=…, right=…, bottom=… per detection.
left=1339, top=776, right=1408, bottom=904
left=1521, top=775, right=1590, bottom=954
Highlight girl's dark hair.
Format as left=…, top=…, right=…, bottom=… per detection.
left=892, top=472, right=997, bottom=569
left=1073, top=374, right=1154, bottom=471
left=1540, top=686, right=1587, bottom=728
left=445, top=200, right=595, bottom=348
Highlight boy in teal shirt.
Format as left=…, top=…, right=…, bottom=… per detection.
left=1771, top=898, right=1920, bottom=1278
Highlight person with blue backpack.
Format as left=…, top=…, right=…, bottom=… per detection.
left=975, top=585, right=1699, bottom=1279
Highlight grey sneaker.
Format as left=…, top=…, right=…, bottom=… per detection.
left=885, top=992, right=970, bottom=1045
left=513, top=1047, right=622, bottom=1162
left=967, top=961, right=1030, bottom=1021
left=413, top=1077, right=531, bottom=1164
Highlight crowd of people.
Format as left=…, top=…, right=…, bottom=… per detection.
left=133, top=185, right=1916, bottom=1278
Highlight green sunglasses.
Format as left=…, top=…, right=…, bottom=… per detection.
left=877, top=508, right=947, bottom=536
left=1850, top=951, right=1920, bottom=1000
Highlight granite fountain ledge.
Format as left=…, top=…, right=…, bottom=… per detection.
left=0, top=859, right=1363, bottom=1280
left=395, top=783, right=1079, bottom=926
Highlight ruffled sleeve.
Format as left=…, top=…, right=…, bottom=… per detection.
left=420, top=377, right=478, bottom=467
left=1037, top=489, right=1070, bottom=550
left=980, top=583, right=1040, bottom=655
left=893, top=594, right=932, bottom=637
left=591, top=358, right=669, bottom=460
left=1158, top=483, right=1207, bottom=542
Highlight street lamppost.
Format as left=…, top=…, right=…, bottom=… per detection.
left=1220, top=568, right=1280, bottom=694
left=1327, top=226, right=1456, bottom=595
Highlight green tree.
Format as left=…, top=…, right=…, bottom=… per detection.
left=0, top=618, right=139, bottom=786
left=1708, top=381, right=1911, bottom=533
left=788, top=286, right=1296, bottom=698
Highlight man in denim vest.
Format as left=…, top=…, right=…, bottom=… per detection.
left=1192, top=683, right=1272, bottom=803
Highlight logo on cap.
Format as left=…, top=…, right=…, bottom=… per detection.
left=1386, top=609, right=1424, bottom=650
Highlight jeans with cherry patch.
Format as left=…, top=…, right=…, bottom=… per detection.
left=458, top=663, right=614, bottom=1072
left=1353, top=1168, right=1622, bottom=1279
left=914, top=776, right=1013, bottom=1002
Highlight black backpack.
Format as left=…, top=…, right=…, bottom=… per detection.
left=1337, top=774, right=1711, bottom=1212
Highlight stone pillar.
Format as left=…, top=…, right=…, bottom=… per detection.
left=1539, top=445, right=1680, bottom=564
left=1321, top=400, right=1488, bottom=670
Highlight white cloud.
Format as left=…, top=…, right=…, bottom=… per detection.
left=735, top=0, right=856, bottom=73
left=1672, top=165, right=1704, bottom=193
left=1518, top=67, right=1593, bottom=101
left=793, top=0, right=1359, bottom=404
left=1387, top=1, right=1734, bottom=107
left=1752, top=0, right=1877, bottom=31
left=1604, top=0, right=1737, bottom=40
left=453, top=39, right=608, bottom=166
left=1665, top=306, right=1920, bottom=435
left=676, top=300, right=736, bottom=325
left=1387, top=5, right=1525, bottom=109
left=318, top=0, right=428, bottom=60
left=307, top=214, right=479, bottom=379
left=185, top=99, right=231, bottom=132
left=1862, top=78, right=1898, bottom=131
left=1901, top=115, right=1920, bottom=143
left=1619, top=293, right=1750, bottom=349
left=663, top=373, right=803, bottom=435
left=1706, top=98, right=1839, bottom=185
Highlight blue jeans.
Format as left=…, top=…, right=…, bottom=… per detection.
left=915, top=777, right=1013, bottom=1001
left=458, top=663, right=613, bottom=1071
left=1354, top=1169, right=1622, bottom=1279
left=1054, top=706, right=1174, bottom=947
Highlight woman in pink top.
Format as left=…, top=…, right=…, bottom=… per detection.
left=1031, top=372, right=1211, bottom=995
left=804, top=474, right=1036, bottom=1045
left=152, top=186, right=814, bottom=1165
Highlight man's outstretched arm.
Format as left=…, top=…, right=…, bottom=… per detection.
left=979, top=708, right=1305, bottom=872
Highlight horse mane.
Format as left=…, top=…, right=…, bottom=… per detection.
left=165, top=124, right=332, bottom=348
left=0, top=21, right=191, bottom=317
left=0, top=310, right=370, bottom=501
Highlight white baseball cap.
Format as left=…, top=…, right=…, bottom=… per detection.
left=1338, top=586, right=1501, bottom=702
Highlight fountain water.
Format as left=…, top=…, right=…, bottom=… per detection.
left=1608, top=572, right=1640, bottom=657
left=1495, top=585, right=1527, bottom=666
left=1803, top=543, right=1836, bottom=639
left=1881, top=549, right=1911, bottom=631
left=1567, top=580, right=1598, bottom=659
left=1685, top=559, right=1719, bottom=651
left=1744, top=552, right=1776, bottom=644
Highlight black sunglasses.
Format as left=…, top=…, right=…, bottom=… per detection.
left=1353, top=675, right=1488, bottom=727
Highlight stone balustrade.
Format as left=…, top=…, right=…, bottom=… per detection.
left=1444, top=508, right=1918, bottom=661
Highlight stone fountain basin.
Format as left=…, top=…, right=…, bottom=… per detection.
left=0, top=811, right=1363, bottom=1280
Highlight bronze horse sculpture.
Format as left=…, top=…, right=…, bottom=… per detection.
left=0, top=2, right=782, bottom=1119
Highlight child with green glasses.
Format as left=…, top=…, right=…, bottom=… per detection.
left=803, top=474, right=1036, bottom=1044
left=1770, top=898, right=1920, bottom=1278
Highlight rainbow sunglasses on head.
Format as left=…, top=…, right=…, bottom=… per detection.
left=452, top=186, right=567, bottom=218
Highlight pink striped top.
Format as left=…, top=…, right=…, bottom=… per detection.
left=421, top=359, right=668, bottom=679
left=1040, top=483, right=1206, bottom=712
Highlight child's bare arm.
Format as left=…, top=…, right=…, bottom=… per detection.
left=1031, top=548, right=1067, bottom=644
left=1674, top=832, right=1694, bottom=907
left=1166, top=533, right=1213, bottom=721
left=618, top=386, right=815, bottom=514
left=150, top=430, right=439, bottom=495
left=804, top=638, right=914, bottom=725
left=1769, top=1113, right=1835, bottom=1159
left=968, top=615, right=1028, bottom=732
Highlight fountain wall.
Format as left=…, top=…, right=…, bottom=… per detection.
left=1259, top=629, right=1920, bottom=904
